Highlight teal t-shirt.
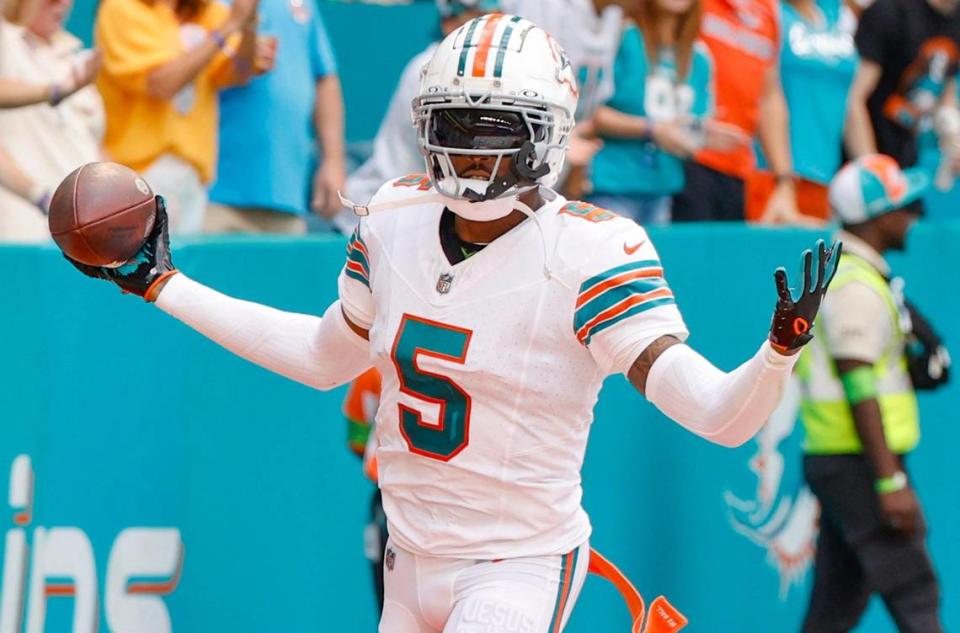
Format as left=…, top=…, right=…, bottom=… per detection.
left=776, top=0, right=857, bottom=184
left=591, top=25, right=713, bottom=196
left=210, top=0, right=337, bottom=216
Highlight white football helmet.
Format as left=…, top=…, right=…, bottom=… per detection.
left=412, top=14, right=579, bottom=221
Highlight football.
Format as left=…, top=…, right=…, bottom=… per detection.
left=48, top=162, right=157, bottom=268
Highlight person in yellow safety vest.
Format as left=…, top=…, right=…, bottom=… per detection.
left=798, top=154, right=943, bottom=633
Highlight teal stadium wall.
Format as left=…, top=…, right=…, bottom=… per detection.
left=1, top=223, right=958, bottom=632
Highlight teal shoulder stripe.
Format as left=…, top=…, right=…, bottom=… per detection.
left=574, top=278, right=670, bottom=331
left=583, top=297, right=676, bottom=345
left=348, top=246, right=370, bottom=275
left=346, top=229, right=359, bottom=253
left=457, top=19, right=481, bottom=77
left=579, top=260, right=661, bottom=294
left=345, top=268, right=371, bottom=289
left=348, top=227, right=367, bottom=250
left=493, top=16, right=523, bottom=78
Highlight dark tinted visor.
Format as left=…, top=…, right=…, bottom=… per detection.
left=428, top=109, right=541, bottom=150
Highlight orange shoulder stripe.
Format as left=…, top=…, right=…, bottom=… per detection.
left=576, top=288, right=674, bottom=343
left=577, top=268, right=663, bottom=309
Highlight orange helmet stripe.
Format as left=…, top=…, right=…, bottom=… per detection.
left=471, top=14, right=504, bottom=78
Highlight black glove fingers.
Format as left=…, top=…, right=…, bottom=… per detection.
left=814, top=239, right=827, bottom=294
left=824, top=240, right=843, bottom=290
left=154, top=195, right=172, bottom=254
left=148, top=196, right=168, bottom=241
left=154, top=195, right=169, bottom=227
left=63, top=253, right=108, bottom=280
left=774, top=267, right=791, bottom=303
left=800, top=248, right=814, bottom=298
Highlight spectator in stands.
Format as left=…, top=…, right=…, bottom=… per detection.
left=672, top=0, right=798, bottom=223
left=0, top=0, right=103, bottom=240
left=342, top=0, right=500, bottom=226
left=1, top=0, right=99, bottom=110
left=745, top=0, right=858, bottom=225
left=845, top=0, right=960, bottom=216
left=503, top=0, right=624, bottom=117
left=589, top=0, right=748, bottom=224
left=0, top=72, right=95, bottom=107
left=207, top=0, right=342, bottom=235
left=506, top=0, right=624, bottom=199
left=95, top=0, right=263, bottom=235
left=0, top=147, right=51, bottom=239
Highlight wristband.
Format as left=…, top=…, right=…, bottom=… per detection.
left=640, top=119, right=655, bottom=142
left=840, top=365, right=879, bottom=405
left=875, top=470, right=908, bottom=494
left=47, top=82, right=62, bottom=106
left=144, top=270, right=180, bottom=303
left=210, top=29, right=227, bottom=49
left=774, top=172, right=795, bottom=184
left=28, top=183, right=51, bottom=212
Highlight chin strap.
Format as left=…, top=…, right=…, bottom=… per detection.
left=464, top=141, right=550, bottom=201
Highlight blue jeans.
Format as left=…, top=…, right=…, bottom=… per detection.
left=588, top=193, right=672, bottom=226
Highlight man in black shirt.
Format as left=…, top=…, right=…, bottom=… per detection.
left=846, top=0, right=960, bottom=213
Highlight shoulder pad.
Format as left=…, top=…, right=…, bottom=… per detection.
left=369, top=174, right=436, bottom=203
left=553, top=201, right=658, bottom=274
left=349, top=174, right=441, bottom=224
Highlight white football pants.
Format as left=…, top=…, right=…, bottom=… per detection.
left=379, top=538, right=590, bottom=633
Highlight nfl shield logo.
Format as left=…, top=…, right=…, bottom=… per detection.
left=385, top=548, right=396, bottom=572
left=436, top=273, right=454, bottom=295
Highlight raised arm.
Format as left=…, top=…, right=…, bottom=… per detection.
left=0, top=51, right=100, bottom=108
left=65, top=197, right=371, bottom=391
left=628, top=240, right=841, bottom=447
left=845, top=60, right=883, bottom=157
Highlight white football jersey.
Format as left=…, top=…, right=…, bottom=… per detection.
left=338, top=176, right=688, bottom=559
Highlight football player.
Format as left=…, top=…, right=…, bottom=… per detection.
left=66, top=15, right=840, bottom=632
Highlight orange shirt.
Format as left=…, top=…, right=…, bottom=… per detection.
left=343, top=368, right=381, bottom=481
left=96, top=0, right=240, bottom=183
left=695, top=0, right=780, bottom=179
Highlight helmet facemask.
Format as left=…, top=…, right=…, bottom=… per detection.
left=411, top=14, right=579, bottom=221
left=413, top=92, right=567, bottom=219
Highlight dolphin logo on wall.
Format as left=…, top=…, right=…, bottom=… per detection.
left=724, top=377, right=820, bottom=599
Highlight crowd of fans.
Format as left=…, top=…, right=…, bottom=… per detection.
left=0, top=0, right=958, bottom=240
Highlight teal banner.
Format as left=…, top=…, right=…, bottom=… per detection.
left=1, top=223, right=957, bottom=632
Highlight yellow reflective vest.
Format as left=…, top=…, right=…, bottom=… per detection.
left=798, top=254, right=920, bottom=455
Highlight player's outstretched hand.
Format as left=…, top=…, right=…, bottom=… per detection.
left=768, top=239, right=842, bottom=355
left=66, top=196, right=178, bottom=302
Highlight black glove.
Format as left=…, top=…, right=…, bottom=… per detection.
left=67, top=195, right=178, bottom=302
left=768, top=239, right=842, bottom=354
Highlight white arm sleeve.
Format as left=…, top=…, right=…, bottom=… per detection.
left=645, top=340, right=799, bottom=448
left=155, top=274, right=370, bottom=391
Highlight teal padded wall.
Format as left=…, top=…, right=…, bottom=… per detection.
left=0, top=223, right=957, bottom=632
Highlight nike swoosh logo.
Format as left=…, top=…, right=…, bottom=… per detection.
left=623, top=240, right=646, bottom=255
